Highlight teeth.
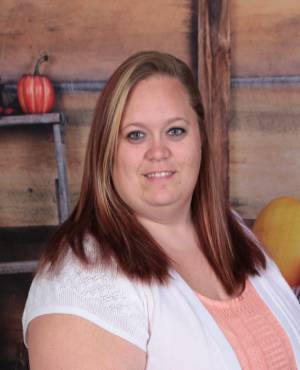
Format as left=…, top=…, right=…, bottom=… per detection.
left=146, top=171, right=172, bottom=178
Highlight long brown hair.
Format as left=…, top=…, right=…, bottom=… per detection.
left=40, top=51, right=265, bottom=294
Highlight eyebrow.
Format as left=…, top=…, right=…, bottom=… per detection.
left=122, top=117, right=190, bottom=129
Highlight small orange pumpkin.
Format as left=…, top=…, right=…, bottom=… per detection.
left=18, top=53, right=55, bottom=114
left=252, top=196, right=300, bottom=287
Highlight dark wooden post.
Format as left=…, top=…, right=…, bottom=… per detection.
left=197, top=0, right=230, bottom=199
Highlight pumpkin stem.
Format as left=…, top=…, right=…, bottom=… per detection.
left=33, top=53, right=49, bottom=75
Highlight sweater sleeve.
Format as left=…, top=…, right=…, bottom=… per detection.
left=22, top=249, right=150, bottom=351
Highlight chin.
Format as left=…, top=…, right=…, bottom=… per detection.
left=146, top=195, right=180, bottom=208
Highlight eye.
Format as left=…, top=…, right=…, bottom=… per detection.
left=127, top=130, right=145, bottom=141
left=167, top=127, right=186, bottom=137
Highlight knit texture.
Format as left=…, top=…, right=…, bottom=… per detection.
left=22, top=243, right=149, bottom=350
left=198, top=279, right=297, bottom=370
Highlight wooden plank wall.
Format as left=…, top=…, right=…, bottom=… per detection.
left=1, top=0, right=299, bottom=223
left=0, top=0, right=194, bottom=227
left=230, top=0, right=300, bottom=219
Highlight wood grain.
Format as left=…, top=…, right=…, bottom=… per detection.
left=230, top=85, right=300, bottom=219
left=0, top=0, right=192, bottom=81
left=231, top=0, right=300, bottom=77
left=198, top=0, right=230, bottom=197
left=0, top=92, right=98, bottom=226
left=0, top=126, right=91, bottom=226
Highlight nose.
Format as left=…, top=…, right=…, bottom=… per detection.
left=145, top=137, right=171, bottom=161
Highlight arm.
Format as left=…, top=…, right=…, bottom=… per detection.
left=28, top=314, right=146, bottom=370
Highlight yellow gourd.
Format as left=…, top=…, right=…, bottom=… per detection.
left=252, top=196, right=300, bottom=287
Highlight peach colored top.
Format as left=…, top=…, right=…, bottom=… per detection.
left=197, top=279, right=297, bottom=370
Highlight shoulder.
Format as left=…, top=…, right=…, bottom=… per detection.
left=23, top=236, right=150, bottom=351
left=250, top=252, right=298, bottom=305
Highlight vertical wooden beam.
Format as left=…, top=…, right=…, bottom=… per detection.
left=197, top=0, right=230, bottom=198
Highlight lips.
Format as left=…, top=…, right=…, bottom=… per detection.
left=144, top=170, right=175, bottom=179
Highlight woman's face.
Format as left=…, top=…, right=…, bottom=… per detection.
left=112, top=75, right=202, bottom=220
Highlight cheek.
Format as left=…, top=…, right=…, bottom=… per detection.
left=182, top=146, right=202, bottom=183
left=180, top=140, right=201, bottom=168
left=114, top=144, right=143, bottom=178
left=190, top=134, right=202, bottom=167
left=185, top=155, right=201, bottom=178
left=112, top=147, right=145, bottom=206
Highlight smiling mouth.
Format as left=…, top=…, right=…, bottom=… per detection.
left=144, top=171, right=175, bottom=179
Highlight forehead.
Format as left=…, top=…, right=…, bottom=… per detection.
left=121, top=75, right=193, bottom=124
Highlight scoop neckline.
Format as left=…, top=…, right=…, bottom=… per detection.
left=195, top=279, right=250, bottom=308
left=170, top=268, right=249, bottom=307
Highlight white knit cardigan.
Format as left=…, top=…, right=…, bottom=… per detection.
left=23, top=243, right=300, bottom=370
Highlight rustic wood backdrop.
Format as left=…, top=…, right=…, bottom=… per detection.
left=0, top=0, right=299, bottom=368
left=230, top=0, right=300, bottom=217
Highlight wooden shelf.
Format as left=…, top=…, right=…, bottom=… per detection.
left=0, top=225, right=57, bottom=275
left=0, top=112, right=62, bottom=127
left=0, top=113, right=70, bottom=275
left=0, top=261, right=38, bottom=275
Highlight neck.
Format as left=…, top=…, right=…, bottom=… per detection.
left=137, top=208, right=197, bottom=254
left=136, top=198, right=193, bottom=225
left=136, top=203, right=192, bottom=227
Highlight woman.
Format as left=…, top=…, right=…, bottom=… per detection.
left=23, top=51, right=300, bottom=370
